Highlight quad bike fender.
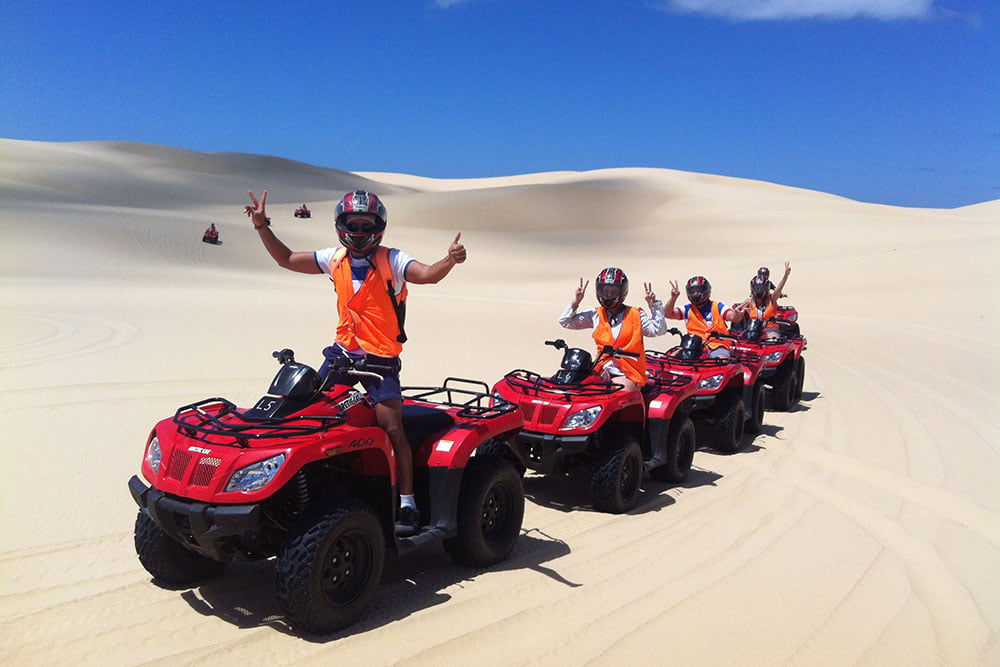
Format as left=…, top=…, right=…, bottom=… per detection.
left=644, top=415, right=670, bottom=462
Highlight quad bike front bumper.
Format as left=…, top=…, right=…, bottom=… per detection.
left=129, top=475, right=261, bottom=561
left=512, top=430, right=592, bottom=475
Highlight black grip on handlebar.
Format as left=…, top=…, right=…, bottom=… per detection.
left=545, top=339, right=567, bottom=349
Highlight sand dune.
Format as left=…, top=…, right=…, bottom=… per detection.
left=1, top=139, right=998, bottom=664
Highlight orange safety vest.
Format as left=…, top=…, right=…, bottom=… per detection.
left=330, top=247, right=407, bottom=357
left=747, top=298, right=779, bottom=330
left=686, top=301, right=731, bottom=350
left=593, top=306, right=647, bottom=386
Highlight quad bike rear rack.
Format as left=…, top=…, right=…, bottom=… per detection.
left=646, top=349, right=736, bottom=369
left=402, top=377, right=518, bottom=419
left=501, top=369, right=622, bottom=398
left=173, top=398, right=346, bottom=447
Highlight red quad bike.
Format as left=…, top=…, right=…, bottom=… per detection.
left=492, top=339, right=695, bottom=514
left=729, top=311, right=807, bottom=411
left=645, top=327, right=765, bottom=454
left=128, top=349, right=525, bottom=635
left=294, top=205, right=311, bottom=218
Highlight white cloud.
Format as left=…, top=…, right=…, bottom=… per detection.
left=663, top=0, right=935, bottom=20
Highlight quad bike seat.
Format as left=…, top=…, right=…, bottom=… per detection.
left=401, top=404, right=456, bottom=450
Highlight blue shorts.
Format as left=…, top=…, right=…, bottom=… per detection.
left=320, top=344, right=403, bottom=404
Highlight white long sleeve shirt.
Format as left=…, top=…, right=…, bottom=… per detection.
left=559, top=302, right=667, bottom=338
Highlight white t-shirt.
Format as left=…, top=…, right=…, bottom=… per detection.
left=313, top=247, right=414, bottom=296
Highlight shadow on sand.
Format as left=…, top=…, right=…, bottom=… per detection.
left=169, top=526, right=572, bottom=639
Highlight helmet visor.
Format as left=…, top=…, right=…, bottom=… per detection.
left=687, top=287, right=707, bottom=304
left=597, top=284, right=625, bottom=307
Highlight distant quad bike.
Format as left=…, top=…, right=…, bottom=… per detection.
left=128, top=349, right=525, bottom=635
left=645, top=327, right=763, bottom=454
left=294, top=205, right=311, bottom=218
left=728, top=312, right=807, bottom=411
left=492, top=339, right=698, bottom=514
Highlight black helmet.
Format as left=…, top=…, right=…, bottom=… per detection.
left=596, top=267, right=629, bottom=310
left=750, top=275, right=769, bottom=298
left=335, top=190, right=387, bottom=253
left=686, top=276, right=711, bottom=306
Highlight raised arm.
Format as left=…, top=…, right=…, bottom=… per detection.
left=663, top=280, right=684, bottom=319
left=772, top=262, right=791, bottom=301
left=642, top=282, right=667, bottom=335
left=560, top=278, right=596, bottom=329
left=404, top=233, right=466, bottom=285
left=245, top=190, right=321, bottom=274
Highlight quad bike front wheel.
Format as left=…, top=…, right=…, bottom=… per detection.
left=649, top=416, right=696, bottom=484
left=134, top=510, right=226, bottom=586
left=445, top=454, right=525, bottom=567
left=275, top=500, right=385, bottom=635
left=590, top=437, right=643, bottom=513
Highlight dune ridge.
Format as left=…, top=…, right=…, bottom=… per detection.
left=1, top=139, right=998, bottom=665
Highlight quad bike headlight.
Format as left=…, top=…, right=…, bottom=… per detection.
left=145, top=436, right=162, bottom=474
left=561, top=406, right=602, bottom=430
left=699, top=374, right=724, bottom=390
left=765, top=351, right=784, bottom=363
left=225, top=453, right=286, bottom=493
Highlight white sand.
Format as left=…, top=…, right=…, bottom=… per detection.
left=1, top=138, right=998, bottom=664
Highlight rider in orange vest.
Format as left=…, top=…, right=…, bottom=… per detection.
left=663, top=276, right=745, bottom=358
left=559, top=267, right=666, bottom=391
left=245, top=189, right=466, bottom=536
left=739, top=263, right=791, bottom=340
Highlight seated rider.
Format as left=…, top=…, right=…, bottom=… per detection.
left=203, top=223, right=219, bottom=242
left=559, top=267, right=666, bottom=391
left=740, top=262, right=791, bottom=341
left=663, top=276, right=745, bottom=359
left=756, top=263, right=789, bottom=298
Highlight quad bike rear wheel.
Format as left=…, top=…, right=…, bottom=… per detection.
left=713, top=393, right=746, bottom=454
left=590, top=437, right=643, bottom=513
left=276, top=500, right=385, bottom=635
left=649, top=416, right=696, bottom=483
left=445, top=454, right=525, bottom=566
left=745, top=382, right=766, bottom=434
left=794, top=357, right=806, bottom=402
left=134, top=510, right=227, bottom=586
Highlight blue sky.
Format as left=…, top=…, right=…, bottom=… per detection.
left=2, top=0, right=997, bottom=208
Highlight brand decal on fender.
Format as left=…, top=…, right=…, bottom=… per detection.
left=336, top=391, right=366, bottom=412
left=188, top=446, right=212, bottom=454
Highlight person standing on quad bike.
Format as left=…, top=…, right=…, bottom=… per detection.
left=739, top=262, right=791, bottom=341
left=245, top=189, right=467, bottom=536
left=663, top=276, right=745, bottom=359
left=558, top=267, right=667, bottom=391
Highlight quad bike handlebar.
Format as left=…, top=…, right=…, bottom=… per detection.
left=544, top=339, right=639, bottom=361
